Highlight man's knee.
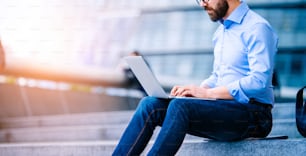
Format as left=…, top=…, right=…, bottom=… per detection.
left=168, top=99, right=190, bottom=112
left=137, top=96, right=167, bottom=112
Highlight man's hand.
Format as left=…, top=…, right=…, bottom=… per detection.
left=170, top=85, right=209, bottom=98
left=170, top=85, right=234, bottom=100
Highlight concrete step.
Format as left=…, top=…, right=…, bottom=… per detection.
left=0, top=124, right=126, bottom=142
left=0, top=103, right=296, bottom=129
left=0, top=103, right=302, bottom=143
left=0, top=103, right=303, bottom=155
left=177, top=139, right=306, bottom=156
left=0, top=118, right=302, bottom=143
left=1, top=139, right=306, bottom=156
left=0, top=125, right=207, bottom=143
left=0, top=111, right=133, bottom=129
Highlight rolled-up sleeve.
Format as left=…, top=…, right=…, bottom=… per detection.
left=227, top=23, right=277, bottom=103
left=200, top=73, right=217, bottom=88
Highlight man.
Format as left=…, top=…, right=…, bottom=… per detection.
left=113, top=0, right=278, bottom=155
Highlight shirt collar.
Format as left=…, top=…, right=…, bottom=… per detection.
left=221, top=1, right=249, bottom=29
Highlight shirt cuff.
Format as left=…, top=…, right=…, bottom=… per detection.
left=227, top=81, right=250, bottom=103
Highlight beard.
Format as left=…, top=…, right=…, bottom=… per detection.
left=205, top=0, right=229, bottom=22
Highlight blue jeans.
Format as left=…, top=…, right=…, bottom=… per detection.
left=112, top=96, right=272, bottom=156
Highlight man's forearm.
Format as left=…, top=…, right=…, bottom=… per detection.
left=207, top=86, right=233, bottom=100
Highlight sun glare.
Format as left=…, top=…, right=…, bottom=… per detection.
left=0, top=0, right=83, bottom=66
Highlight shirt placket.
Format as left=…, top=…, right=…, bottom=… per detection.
left=218, top=27, right=226, bottom=84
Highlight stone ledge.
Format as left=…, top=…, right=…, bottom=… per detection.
left=0, top=111, right=133, bottom=129
left=0, top=103, right=296, bottom=129
left=0, top=139, right=306, bottom=156
left=177, top=139, right=306, bottom=156
left=0, top=120, right=302, bottom=143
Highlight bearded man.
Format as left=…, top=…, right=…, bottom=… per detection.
left=113, top=0, right=278, bottom=155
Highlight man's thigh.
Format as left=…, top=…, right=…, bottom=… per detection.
left=171, top=99, right=250, bottom=141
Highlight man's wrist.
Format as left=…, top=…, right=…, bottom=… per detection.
left=206, top=89, right=215, bottom=99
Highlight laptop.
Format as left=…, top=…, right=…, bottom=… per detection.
left=124, top=56, right=216, bottom=100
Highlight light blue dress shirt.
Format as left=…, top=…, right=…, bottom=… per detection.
left=201, top=2, right=278, bottom=105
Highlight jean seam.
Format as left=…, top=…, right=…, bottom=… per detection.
left=127, top=108, right=165, bottom=155
left=149, top=102, right=186, bottom=155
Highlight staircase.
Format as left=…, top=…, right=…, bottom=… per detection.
left=0, top=102, right=306, bottom=156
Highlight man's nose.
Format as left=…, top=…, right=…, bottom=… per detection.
left=200, top=1, right=208, bottom=7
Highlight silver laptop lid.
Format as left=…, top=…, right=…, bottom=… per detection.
left=124, top=56, right=169, bottom=98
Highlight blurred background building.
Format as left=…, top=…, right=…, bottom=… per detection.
left=0, top=0, right=305, bottom=117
